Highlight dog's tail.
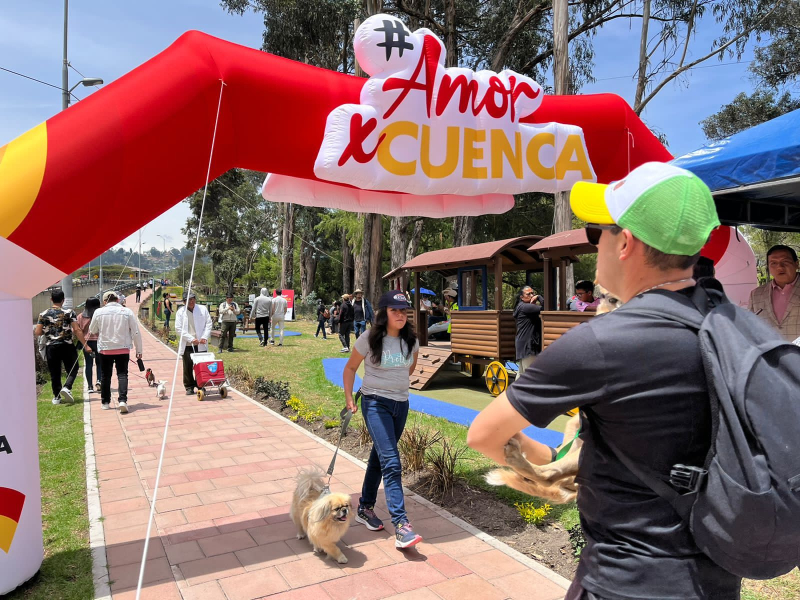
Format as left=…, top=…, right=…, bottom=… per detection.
left=295, top=468, right=327, bottom=500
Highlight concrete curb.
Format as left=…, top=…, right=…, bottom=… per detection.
left=83, top=378, right=112, bottom=600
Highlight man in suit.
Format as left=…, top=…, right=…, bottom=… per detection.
left=748, top=244, right=800, bottom=341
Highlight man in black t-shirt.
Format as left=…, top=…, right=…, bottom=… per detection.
left=468, top=163, right=741, bottom=600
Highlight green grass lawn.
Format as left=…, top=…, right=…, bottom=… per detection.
left=6, top=371, right=93, bottom=600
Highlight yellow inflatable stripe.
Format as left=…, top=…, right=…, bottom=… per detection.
left=0, top=514, right=19, bottom=553
left=0, top=122, right=47, bottom=239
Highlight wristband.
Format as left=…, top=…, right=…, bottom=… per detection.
left=549, top=446, right=558, bottom=463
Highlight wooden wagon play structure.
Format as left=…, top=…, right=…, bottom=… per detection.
left=386, top=236, right=545, bottom=395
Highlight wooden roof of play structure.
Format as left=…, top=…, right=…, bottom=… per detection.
left=395, top=236, right=544, bottom=277
left=528, top=228, right=596, bottom=263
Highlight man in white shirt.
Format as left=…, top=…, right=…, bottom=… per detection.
left=251, top=288, right=273, bottom=346
left=175, top=292, right=213, bottom=394
left=270, top=289, right=289, bottom=347
left=89, top=291, right=143, bottom=413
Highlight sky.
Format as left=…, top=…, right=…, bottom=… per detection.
left=1, top=2, right=761, bottom=255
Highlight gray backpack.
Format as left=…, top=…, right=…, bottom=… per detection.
left=607, top=283, right=800, bottom=579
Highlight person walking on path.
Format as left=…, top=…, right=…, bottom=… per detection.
left=251, top=288, right=272, bottom=346
left=468, top=163, right=741, bottom=600
left=217, top=292, right=240, bottom=352
left=135, top=284, right=142, bottom=303
left=76, top=297, right=103, bottom=393
left=175, top=292, right=212, bottom=395
left=35, top=288, right=91, bottom=405
left=315, top=299, right=329, bottom=339
left=343, top=290, right=422, bottom=549
left=352, top=289, right=374, bottom=339
left=163, top=292, right=173, bottom=331
left=270, top=289, right=288, bottom=346
left=338, top=294, right=354, bottom=352
left=513, top=285, right=542, bottom=375
left=89, top=291, right=143, bottom=413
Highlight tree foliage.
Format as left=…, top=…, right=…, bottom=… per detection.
left=700, top=90, right=800, bottom=141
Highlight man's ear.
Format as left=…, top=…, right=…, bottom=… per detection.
left=618, top=229, right=637, bottom=262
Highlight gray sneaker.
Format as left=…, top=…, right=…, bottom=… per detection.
left=101, top=403, right=111, bottom=410
left=52, top=396, right=61, bottom=405
left=355, top=505, right=384, bottom=531
left=185, top=388, right=195, bottom=395
left=60, top=388, right=74, bottom=403
left=395, top=522, right=422, bottom=548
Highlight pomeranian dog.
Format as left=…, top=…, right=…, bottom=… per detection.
left=290, top=470, right=352, bottom=563
left=156, top=380, right=167, bottom=399
left=485, top=284, right=622, bottom=504
left=145, top=368, right=156, bottom=387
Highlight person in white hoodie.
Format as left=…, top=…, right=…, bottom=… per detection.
left=251, top=288, right=273, bottom=346
left=89, top=291, right=143, bottom=413
left=270, top=289, right=289, bottom=346
left=175, top=292, right=213, bottom=395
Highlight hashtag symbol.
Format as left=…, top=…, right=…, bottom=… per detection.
left=375, top=19, right=414, bottom=61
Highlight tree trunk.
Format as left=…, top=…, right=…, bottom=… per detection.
left=553, top=0, right=574, bottom=299
left=368, top=213, right=384, bottom=304
left=406, top=218, right=424, bottom=264
left=453, top=216, right=474, bottom=247
left=342, top=230, right=353, bottom=295
left=633, top=0, right=651, bottom=111
left=354, top=214, right=372, bottom=295
left=390, top=217, right=409, bottom=270
left=300, top=239, right=318, bottom=299
left=280, top=203, right=295, bottom=290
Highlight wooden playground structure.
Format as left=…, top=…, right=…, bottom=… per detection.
left=387, top=230, right=603, bottom=395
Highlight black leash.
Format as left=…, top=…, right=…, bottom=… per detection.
left=321, top=389, right=361, bottom=495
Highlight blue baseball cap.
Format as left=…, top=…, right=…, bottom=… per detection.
left=379, top=290, right=409, bottom=309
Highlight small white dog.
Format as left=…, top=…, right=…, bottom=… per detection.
left=156, top=380, right=167, bottom=399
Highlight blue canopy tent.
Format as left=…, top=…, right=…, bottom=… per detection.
left=410, top=287, right=436, bottom=295
left=673, top=108, right=800, bottom=231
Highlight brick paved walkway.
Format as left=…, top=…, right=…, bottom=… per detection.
left=88, top=290, right=569, bottom=600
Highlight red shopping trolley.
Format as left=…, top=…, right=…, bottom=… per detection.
left=191, top=352, right=231, bottom=401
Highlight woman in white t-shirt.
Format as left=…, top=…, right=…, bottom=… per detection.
left=343, top=290, right=422, bottom=549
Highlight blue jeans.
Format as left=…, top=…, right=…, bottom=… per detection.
left=360, top=394, right=409, bottom=527
left=354, top=320, right=367, bottom=339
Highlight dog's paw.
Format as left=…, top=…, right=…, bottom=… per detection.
left=313, top=547, right=322, bottom=553
left=336, top=554, right=348, bottom=564
left=503, top=438, right=530, bottom=470
left=296, top=533, right=306, bottom=540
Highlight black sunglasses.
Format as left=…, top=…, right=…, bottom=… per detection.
left=585, top=224, right=618, bottom=246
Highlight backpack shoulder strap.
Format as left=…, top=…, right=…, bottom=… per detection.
left=602, top=433, right=695, bottom=521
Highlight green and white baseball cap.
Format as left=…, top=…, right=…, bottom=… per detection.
left=570, top=162, right=720, bottom=255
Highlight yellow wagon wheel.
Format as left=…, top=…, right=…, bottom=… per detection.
left=197, top=388, right=205, bottom=402
left=485, top=361, right=509, bottom=396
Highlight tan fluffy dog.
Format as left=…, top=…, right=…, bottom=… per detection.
left=485, top=284, right=622, bottom=503
left=290, top=470, right=352, bottom=563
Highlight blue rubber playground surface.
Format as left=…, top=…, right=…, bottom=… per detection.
left=322, top=358, right=562, bottom=447
left=238, top=331, right=302, bottom=338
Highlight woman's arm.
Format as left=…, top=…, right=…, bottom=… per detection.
left=343, top=348, right=366, bottom=413
left=467, top=391, right=553, bottom=466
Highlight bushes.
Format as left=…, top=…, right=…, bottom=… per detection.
left=514, top=502, right=552, bottom=526
left=426, top=437, right=469, bottom=497
left=254, top=378, right=290, bottom=408
left=399, top=420, right=442, bottom=472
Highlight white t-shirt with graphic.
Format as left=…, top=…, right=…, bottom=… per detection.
left=354, top=333, right=419, bottom=402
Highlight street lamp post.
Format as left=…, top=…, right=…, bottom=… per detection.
left=59, top=0, right=103, bottom=308
left=157, top=235, right=167, bottom=286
